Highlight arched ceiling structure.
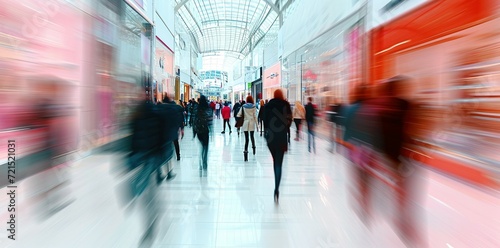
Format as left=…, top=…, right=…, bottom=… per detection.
left=175, top=0, right=285, bottom=71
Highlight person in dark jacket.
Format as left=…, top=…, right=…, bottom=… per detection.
left=305, top=97, right=317, bottom=153
left=233, top=101, right=242, bottom=135
left=156, top=96, right=183, bottom=180
left=263, top=89, right=292, bottom=203
left=188, top=99, right=196, bottom=127
left=194, top=95, right=213, bottom=170
left=164, top=98, right=184, bottom=162
left=257, top=99, right=266, bottom=136
left=129, top=93, right=163, bottom=247
left=168, top=98, right=185, bottom=161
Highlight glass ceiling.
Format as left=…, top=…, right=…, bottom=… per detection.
left=175, top=0, right=281, bottom=71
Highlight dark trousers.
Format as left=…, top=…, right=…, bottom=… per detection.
left=223, top=119, right=231, bottom=132
left=197, top=132, right=209, bottom=169
left=269, top=148, right=285, bottom=191
left=173, top=139, right=180, bottom=159
left=244, top=131, right=255, bottom=151
left=307, top=121, right=315, bottom=152
left=294, top=119, right=302, bottom=139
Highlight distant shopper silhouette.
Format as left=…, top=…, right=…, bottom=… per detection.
left=237, top=95, right=258, bottom=161
left=292, top=101, right=305, bottom=141
left=257, top=99, right=266, bottom=136
left=221, top=102, right=232, bottom=134
left=305, top=97, right=317, bottom=153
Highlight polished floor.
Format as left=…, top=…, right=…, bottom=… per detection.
left=1, top=120, right=499, bottom=248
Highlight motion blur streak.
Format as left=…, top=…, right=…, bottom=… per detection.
left=0, top=0, right=499, bottom=248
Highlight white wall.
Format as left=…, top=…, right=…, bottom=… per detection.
left=263, top=38, right=279, bottom=68
left=155, top=0, right=175, bottom=50
left=280, top=0, right=364, bottom=58
left=369, top=0, right=430, bottom=29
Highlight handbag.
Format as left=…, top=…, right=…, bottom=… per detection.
left=235, top=107, right=245, bottom=128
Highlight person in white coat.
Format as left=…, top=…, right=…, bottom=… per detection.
left=237, top=95, right=258, bottom=161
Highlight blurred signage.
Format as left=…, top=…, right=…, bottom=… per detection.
left=234, top=84, right=245, bottom=92
left=263, top=62, right=281, bottom=89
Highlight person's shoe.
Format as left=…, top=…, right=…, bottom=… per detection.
left=294, top=138, right=299, bottom=141
left=229, top=130, right=232, bottom=134
left=157, top=174, right=166, bottom=184
left=166, top=172, right=176, bottom=181
left=274, top=190, right=279, bottom=203
left=221, top=131, right=225, bottom=134
left=177, top=157, right=180, bottom=161
left=252, top=147, right=256, bottom=155
left=244, top=151, right=248, bottom=161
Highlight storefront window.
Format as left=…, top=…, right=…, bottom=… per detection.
left=283, top=9, right=366, bottom=138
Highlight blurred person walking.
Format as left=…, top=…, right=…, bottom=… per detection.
left=156, top=96, right=183, bottom=180
left=257, top=99, right=266, bottom=136
left=193, top=95, right=213, bottom=170
left=233, top=100, right=242, bottom=136
left=210, top=100, right=216, bottom=117
left=215, top=100, right=221, bottom=119
left=191, top=99, right=199, bottom=137
left=346, top=77, right=423, bottom=247
left=188, top=99, right=196, bottom=127
left=32, top=77, right=77, bottom=219
left=292, top=101, right=305, bottom=141
left=221, top=102, right=232, bottom=134
left=128, top=91, right=164, bottom=247
left=305, top=97, right=317, bottom=153
left=183, top=101, right=189, bottom=126
left=170, top=99, right=185, bottom=161
left=327, top=100, right=342, bottom=152
left=263, top=89, right=292, bottom=203
left=237, top=95, right=259, bottom=161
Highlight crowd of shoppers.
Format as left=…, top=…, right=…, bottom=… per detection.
left=122, top=76, right=420, bottom=247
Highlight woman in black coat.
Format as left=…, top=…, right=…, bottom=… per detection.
left=193, top=95, right=213, bottom=170
left=263, top=89, right=292, bottom=202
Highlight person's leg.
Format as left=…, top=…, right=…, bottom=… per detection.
left=312, top=124, right=316, bottom=153
left=294, top=119, right=299, bottom=140
left=271, top=149, right=284, bottom=201
left=197, top=134, right=204, bottom=169
left=173, top=139, right=180, bottom=160
left=250, top=131, right=256, bottom=154
left=200, top=132, right=209, bottom=169
left=228, top=119, right=232, bottom=132
left=260, top=120, right=263, bottom=136
left=139, top=156, right=160, bottom=246
left=244, top=131, right=249, bottom=152
left=298, top=120, right=302, bottom=139
left=307, top=122, right=312, bottom=152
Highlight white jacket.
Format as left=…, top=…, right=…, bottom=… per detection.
left=237, top=103, right=258, bottom=132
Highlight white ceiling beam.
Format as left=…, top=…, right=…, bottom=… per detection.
left=262, top=0, right=280, bottom=13
left=175, top=0, right=190, bottom=12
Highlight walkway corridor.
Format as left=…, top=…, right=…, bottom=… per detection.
left=1, top=121, right=499, bottom=248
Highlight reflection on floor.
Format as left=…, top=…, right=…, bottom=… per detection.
left=1, top=120, right=499, bottom=248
